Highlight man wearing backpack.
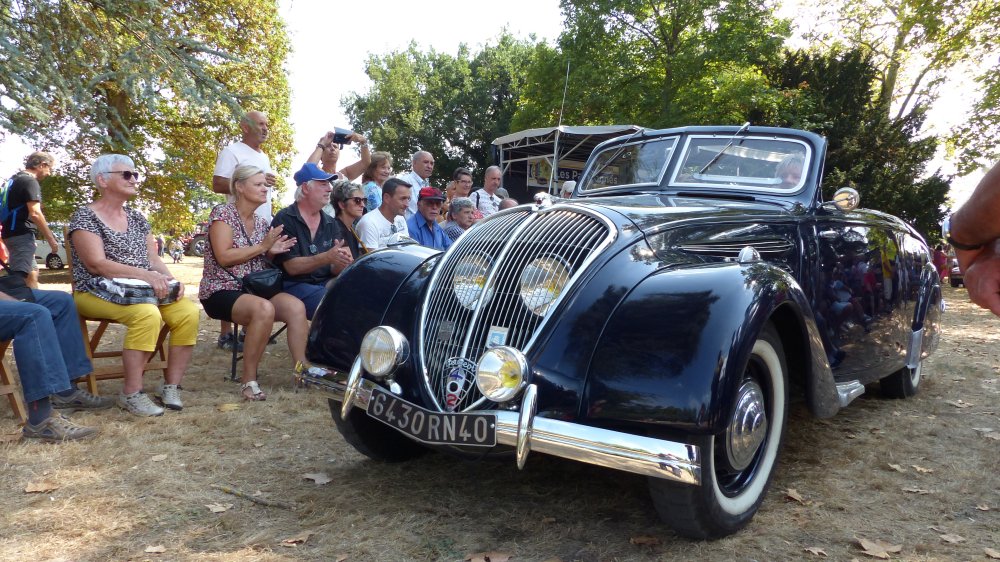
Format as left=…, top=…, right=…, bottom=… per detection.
left=2, top=152, right=60, bottom=288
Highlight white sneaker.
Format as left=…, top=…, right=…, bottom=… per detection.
left=118, top=391, right=165, bottom=417
left=155, top=384, right=183, bottom=411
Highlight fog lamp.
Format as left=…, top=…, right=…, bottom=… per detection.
left=476, top=346, right=528, bottom=403
left=360, top=326, right=409, bottom=378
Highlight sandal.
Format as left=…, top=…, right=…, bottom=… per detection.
left=241, top=380, right=267, bottom=401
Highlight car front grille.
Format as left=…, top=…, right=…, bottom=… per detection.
left=418, top=206, right=615, bottom=412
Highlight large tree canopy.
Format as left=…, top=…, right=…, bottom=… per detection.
left=0, top=0, right=293, bottom=232
left=344, top=33, right=535, bottom=185
left=513, top=0, right=792, bottom=130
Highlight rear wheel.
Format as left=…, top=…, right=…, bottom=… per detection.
left=881, top=359, right=921, bottom=399
left=649, top=324, right=788, bottom=539
left=46, top=253, right=65, bottom=269
left=188, top=235, right=207, bottom=257
left=327, top=399, right=427, bottom=462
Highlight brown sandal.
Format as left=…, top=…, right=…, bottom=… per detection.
left=241, top=380, right=267, bottom=401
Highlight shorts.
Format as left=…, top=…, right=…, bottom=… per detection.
left=201, top=290, right=245, bottom=322
left=4, top=233, right=38, bottom=274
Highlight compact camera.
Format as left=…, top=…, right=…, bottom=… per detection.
left=332, top=127, right=354, bottom=146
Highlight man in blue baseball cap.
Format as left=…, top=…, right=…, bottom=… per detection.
left=270, top=163, right=353, bottom=319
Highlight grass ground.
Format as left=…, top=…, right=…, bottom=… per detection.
left=1, top=262, right=997, bottom=561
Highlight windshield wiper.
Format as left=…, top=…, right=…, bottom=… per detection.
left=586, top=128, right=646, bottom=186
left=698, top=122, right=751, bottom=175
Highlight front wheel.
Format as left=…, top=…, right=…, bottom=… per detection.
left=327, top=399, right=427, bottom=462
left=880, top=359, right=921, bottom=399
left=46, top=253, right=65, bottom=269
left=649, top=324, right=788, bottom=539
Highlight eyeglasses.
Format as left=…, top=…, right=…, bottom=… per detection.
left=107, top=170, right=141, bottom=181
left=345, top=197, right=365, bottom=205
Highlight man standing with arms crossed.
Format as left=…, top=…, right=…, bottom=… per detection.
left=399, top=151, right=434, bottom=219
left=211, top=110, right=278, bottom=351
left=2, top=152, right=61, bottom=289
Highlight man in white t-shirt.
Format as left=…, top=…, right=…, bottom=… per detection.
left=210, top=110, right=277, bottom=351
left=398, top=150, right=434, bottom=219
left=212, top=111, right=277, bottom=220
left=356, top=178, right=412, bottom=251
left=471, top=165, right=502, bottom=217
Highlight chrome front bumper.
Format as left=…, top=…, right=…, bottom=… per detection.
left=297, top=358, right=702, bottom=485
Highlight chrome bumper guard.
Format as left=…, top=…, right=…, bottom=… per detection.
left=296, top=358, right=702, bottom=485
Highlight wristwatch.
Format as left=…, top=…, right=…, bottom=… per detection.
left=942, top=215, right=984, bottom=251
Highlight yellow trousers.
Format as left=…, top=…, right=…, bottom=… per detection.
left=73, top=291, right=200, bottom=352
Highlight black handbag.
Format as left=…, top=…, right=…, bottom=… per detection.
left=217, top=216, right=284, bottom=300
left=0, top=257, right=35, bottom=302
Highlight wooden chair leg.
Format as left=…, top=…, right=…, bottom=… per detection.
left=0, top=340, right=28, bottom=424
left=76, top=316, right=98, bottom=395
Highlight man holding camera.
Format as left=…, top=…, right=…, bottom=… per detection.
left=307, top=129, right=371, bottom=182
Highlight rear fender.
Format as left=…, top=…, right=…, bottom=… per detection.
left=582, top=262, right=838, bottom=434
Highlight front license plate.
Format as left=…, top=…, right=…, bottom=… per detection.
left=366, top=386, right=497, bottom=447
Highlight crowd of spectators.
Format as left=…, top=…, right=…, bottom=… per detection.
left=1, top=110, right=531, bottom=442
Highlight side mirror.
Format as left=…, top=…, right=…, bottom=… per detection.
left=825, top=187, right=860, bottom=211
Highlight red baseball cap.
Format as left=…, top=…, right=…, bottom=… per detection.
left=418, top=187, right=446, bottom=201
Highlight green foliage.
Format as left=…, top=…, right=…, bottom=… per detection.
left=767, top=49, right=949, bottom=239
left=343, top=32, right=535, bottom=185
left=949, top=64, right=1000, bottom=174
left=513, top=0, right=791, bottom=130
left=0, top=0, right=294, bottom=232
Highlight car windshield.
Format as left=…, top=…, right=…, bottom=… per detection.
left=580, top=137, right=677, bottom=192
left=670, top=135, right=810, bottom=192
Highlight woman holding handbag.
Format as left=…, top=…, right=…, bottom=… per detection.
left=70, top=154, right=201, bottom=416
left=199, top=164, right=308, bottom=401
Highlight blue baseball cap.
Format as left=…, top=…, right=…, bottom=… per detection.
left=293, top=162, right=339, bottom=185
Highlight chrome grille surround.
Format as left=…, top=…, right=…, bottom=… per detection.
left=418, top=205, right=617, bottom=412
left=677, top=238, right=794, bottom=258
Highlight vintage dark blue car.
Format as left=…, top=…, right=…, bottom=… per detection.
left=299, top=125, right=942, bottom=539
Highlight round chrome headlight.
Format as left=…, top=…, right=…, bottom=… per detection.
left=452, top=253, right=493, bottom=310
left=476, top=346, right=528, bottom=403
left=360, top=326, right=409, bottom=378
left=519, top=255, right=571, bottom=316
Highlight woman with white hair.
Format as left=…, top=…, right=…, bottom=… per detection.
left=442, top=197, right=476, bottom=242
left=69, top=154, right=201, bottom=416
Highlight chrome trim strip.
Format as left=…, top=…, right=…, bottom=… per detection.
left=835, top=380, right=865, bottom=407
left=516, top=384, right=538, bottom=469
left=302, top=371, right=701, bottom=485
left=340, top=356, right=364, bottom=420
left=906, top=328, right=924, bottom=370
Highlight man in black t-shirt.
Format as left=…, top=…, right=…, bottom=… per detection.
left=2, top=152, right=60, bottom=288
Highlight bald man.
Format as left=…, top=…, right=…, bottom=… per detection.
left=212, top=111, right=278, bottom=220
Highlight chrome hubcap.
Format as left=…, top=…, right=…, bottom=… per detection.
left=726, top=379, right=768, bottom=471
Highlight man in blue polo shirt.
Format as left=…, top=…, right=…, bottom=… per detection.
left=406, top=187, right=452, bottom=251
left=271, top=163, right=353, bottom=319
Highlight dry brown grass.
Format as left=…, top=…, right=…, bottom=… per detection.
left=1, top=264, right=998, bottom=561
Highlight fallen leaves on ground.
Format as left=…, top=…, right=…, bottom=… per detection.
left=856, top=538, right=903, bottom=559
left=902, top=487, right=932, bottom=494
left=888, top=463, right=905, bottom=472
left=217, top=403, right=241, bottom=412
left=804, top=546, right=827, bottom=556
left=945, top=400, right=973, bottom=409
left=144, top=545, right=167, bottom=553
left=24, top=480, right=59, bottom=493
left=280, top=531, right=313, bottom=547
left=985, top=547, right=1000, bottom=559
left=786, top=488, right=807, bottom=504
left=150, top=454, right=168, bottom=462
left=541, top=517, right=557, bottom=524
left=911, top=465, right=933, bottom=474
left=939, top=533, right=964, bottom=544
left=976, top=503, right=991, bottom=511
left=465, top=552, right=511, bottom=562
left=629, top=535, right=661, bottom=546
left=205, top=503, right=233, bottom=513
left=302, top=472, right=332, bottom=485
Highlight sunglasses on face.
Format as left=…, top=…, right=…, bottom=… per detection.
left=107, top=170, right=141, bottom=181
left=345, top=197, right=365, bottom=205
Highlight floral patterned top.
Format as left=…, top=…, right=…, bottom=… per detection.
left=198, top=203, right=271, bottom=300
left=69, top=206, right=151, bottom=294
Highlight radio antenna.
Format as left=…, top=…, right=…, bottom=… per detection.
left=556, top=60, right=570, bottom=129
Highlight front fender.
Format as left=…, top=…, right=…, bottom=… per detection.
left=307, top=245, right=439, bottom=372
left=582, top=262, right=838, bottom=434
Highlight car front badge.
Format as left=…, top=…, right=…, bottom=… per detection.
left=486, top=326, right=509, bottom=348
left=443, top=357, right=477, bottom=412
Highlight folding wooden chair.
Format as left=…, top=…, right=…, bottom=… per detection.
left=0, top=340, right=27, bottom=423
left=227, top=323, right=287, bottom=382
left=64, top=227, right=169, bottom=395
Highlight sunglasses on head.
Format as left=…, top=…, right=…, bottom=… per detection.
left=108, top=170, right=141, bottom=181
